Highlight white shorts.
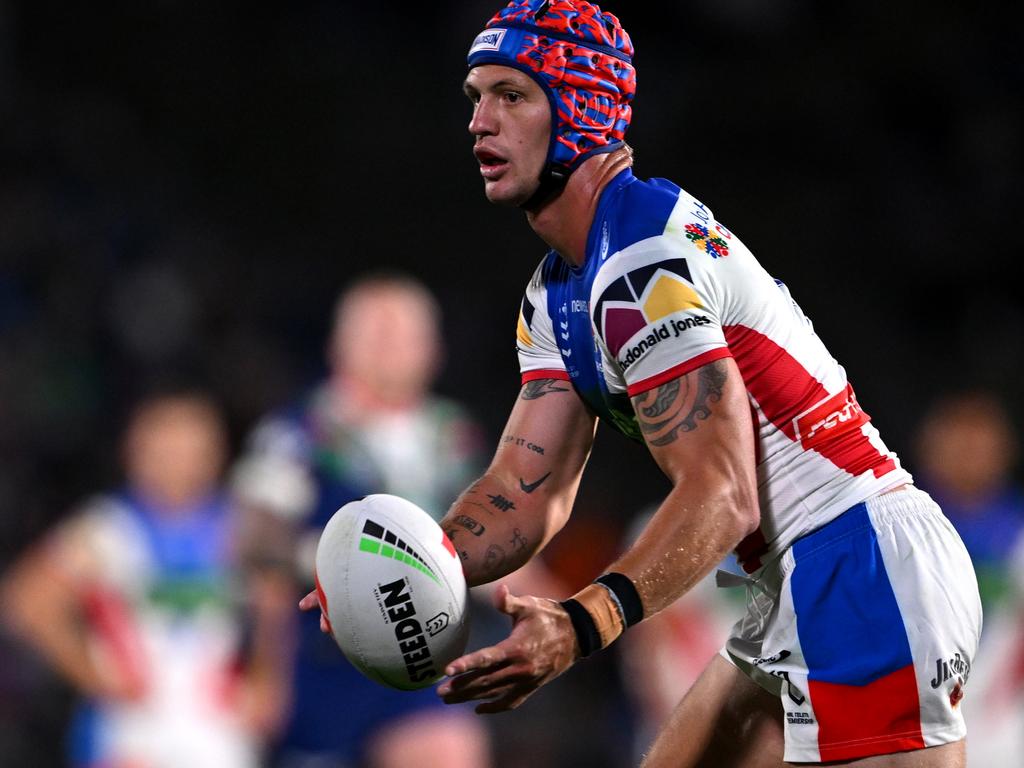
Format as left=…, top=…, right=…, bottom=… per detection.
left=720, top=487, right=982, bottom=763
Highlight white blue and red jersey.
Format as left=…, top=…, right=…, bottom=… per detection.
left=515, top=168, right=912, bottom=573
left=516, top=168, right=981, bottom=762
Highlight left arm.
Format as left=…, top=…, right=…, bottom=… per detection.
left=607, top=357, right=758, bottom=616
left=439, top=357, right=759, bottom=712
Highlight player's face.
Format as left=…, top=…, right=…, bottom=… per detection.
left=464, top=65, right=550, bottom=207
left=123, top=398, right=227, bottom=510
left=332, top=285, right=441, bottom=404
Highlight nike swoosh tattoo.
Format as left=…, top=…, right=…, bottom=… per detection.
left=519, top=472, right=552, bottom=494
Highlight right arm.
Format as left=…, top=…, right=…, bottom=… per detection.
left=1, top=531, right=141, bottom=700
left=439, top=376, right=596, bottom=587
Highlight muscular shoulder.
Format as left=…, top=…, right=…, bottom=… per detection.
left=601, top=174, right=686, bottom=258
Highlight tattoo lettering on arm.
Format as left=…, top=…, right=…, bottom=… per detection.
left=633, top=360, right=728, bottom=447
left=520, top=378, right=570, bottom=400
left=501, top=435, right=546, bottom=455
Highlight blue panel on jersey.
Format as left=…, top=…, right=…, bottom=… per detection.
left=542, top=254, right=604, bottom=413
left=790, top=503, right=914, bottom=686
left=529, top=170, right=685, bottom=442
left=593, top=173, right=680, bottom=259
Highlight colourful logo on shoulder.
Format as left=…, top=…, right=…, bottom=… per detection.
left=685, top=223, right=730, bottom=258
left=594, top=257, right=709, bottom=362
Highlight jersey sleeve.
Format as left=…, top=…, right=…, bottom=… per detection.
left=516, top=259, right=570, bottom=384
left=590, top=235, right=732, bottom=398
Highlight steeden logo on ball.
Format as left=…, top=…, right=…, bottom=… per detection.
left=314, top=494, right=470, bottom=690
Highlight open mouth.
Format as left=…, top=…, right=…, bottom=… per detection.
left=475, top=148, right=508, bottom=178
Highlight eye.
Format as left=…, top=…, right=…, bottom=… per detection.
left=503, top=91, right=524, bottom=104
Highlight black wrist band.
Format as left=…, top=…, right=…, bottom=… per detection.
left=559, top=598, right=602, bottom=658
left=595, top=572, right=644, bottom=627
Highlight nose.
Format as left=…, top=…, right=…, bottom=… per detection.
left=468, top=97, right=495, bottom=138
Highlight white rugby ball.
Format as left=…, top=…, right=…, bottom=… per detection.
left=314, top=494, right=469, bottom=690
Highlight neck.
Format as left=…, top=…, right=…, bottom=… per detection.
left=526, top=148, right=633, bottom=267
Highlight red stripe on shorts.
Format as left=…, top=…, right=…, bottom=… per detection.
left=809, top=663, right=925, bottom=762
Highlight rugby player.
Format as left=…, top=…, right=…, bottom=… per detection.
left=304, top=2, right=981, bottom=765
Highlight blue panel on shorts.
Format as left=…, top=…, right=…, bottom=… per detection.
left=791, top=503, right=914, bottom=686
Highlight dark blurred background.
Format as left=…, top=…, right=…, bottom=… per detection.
left=1, top=0, right=1021, bottom=765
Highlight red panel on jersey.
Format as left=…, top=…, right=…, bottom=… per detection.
left=625, top=347, right=733, bottom=397
left=809, top=664, right=925, bottom=762
left=723, top=325, right=896, bottom=479
left=521, top=369, right=572, bottom=384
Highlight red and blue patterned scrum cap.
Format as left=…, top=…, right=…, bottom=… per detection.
left=467, top=0, right=636, bottom=179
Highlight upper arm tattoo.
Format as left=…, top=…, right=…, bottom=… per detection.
left=520, top=378, right=570, bottom=400
left=632, top=360, right=728, bottom=446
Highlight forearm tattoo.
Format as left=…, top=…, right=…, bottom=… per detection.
left=487, top=493, right=516, bottom=512
left=520, top=378, right=570, bottom=400
left=518, top=471, right=551, bottom=494
left=452, top=515, right=487, bottom=536
left=502, top=435, right=546, bottom=455
left=484, top=544, right=507, bottom=573
left=509, top=528, right=527, bottom=551
left=633, top=360, right=728, bottom=446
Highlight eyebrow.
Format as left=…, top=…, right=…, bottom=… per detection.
left=463, top=78, right=526, bottom=96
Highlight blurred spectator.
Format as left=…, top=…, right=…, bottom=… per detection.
left=914, top=391, right=1024, bottom=767
left=915, top=391, right=1024, bottom=610
left=0, top=389, right=259, bottom=768
left=232, top=273, right=492, bottom=768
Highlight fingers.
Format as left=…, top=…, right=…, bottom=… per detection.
left=475, top=689, right=531, bottom=714
left=297, top=590, right=332, bottom=634
left=437, top=663, right=515, bottom=703
left=298, top=590, right=320, bottom=611
left=493, top=583, right=532, bottom=621
left=443, top=644, right=510, bottom=679
left=441, top=671, right=534, bottom=714
left=492, top=582, right=511, bottom=611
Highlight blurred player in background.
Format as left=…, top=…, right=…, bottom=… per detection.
left=1, top=389, right=259, bottom=768
left=915, top=391, right=1024, bottom=610
left=914, top=391, right=1024, bottom=766
left=306, top=2, right=982, bottom=767
left=233, top=273, right=492, bottom=768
